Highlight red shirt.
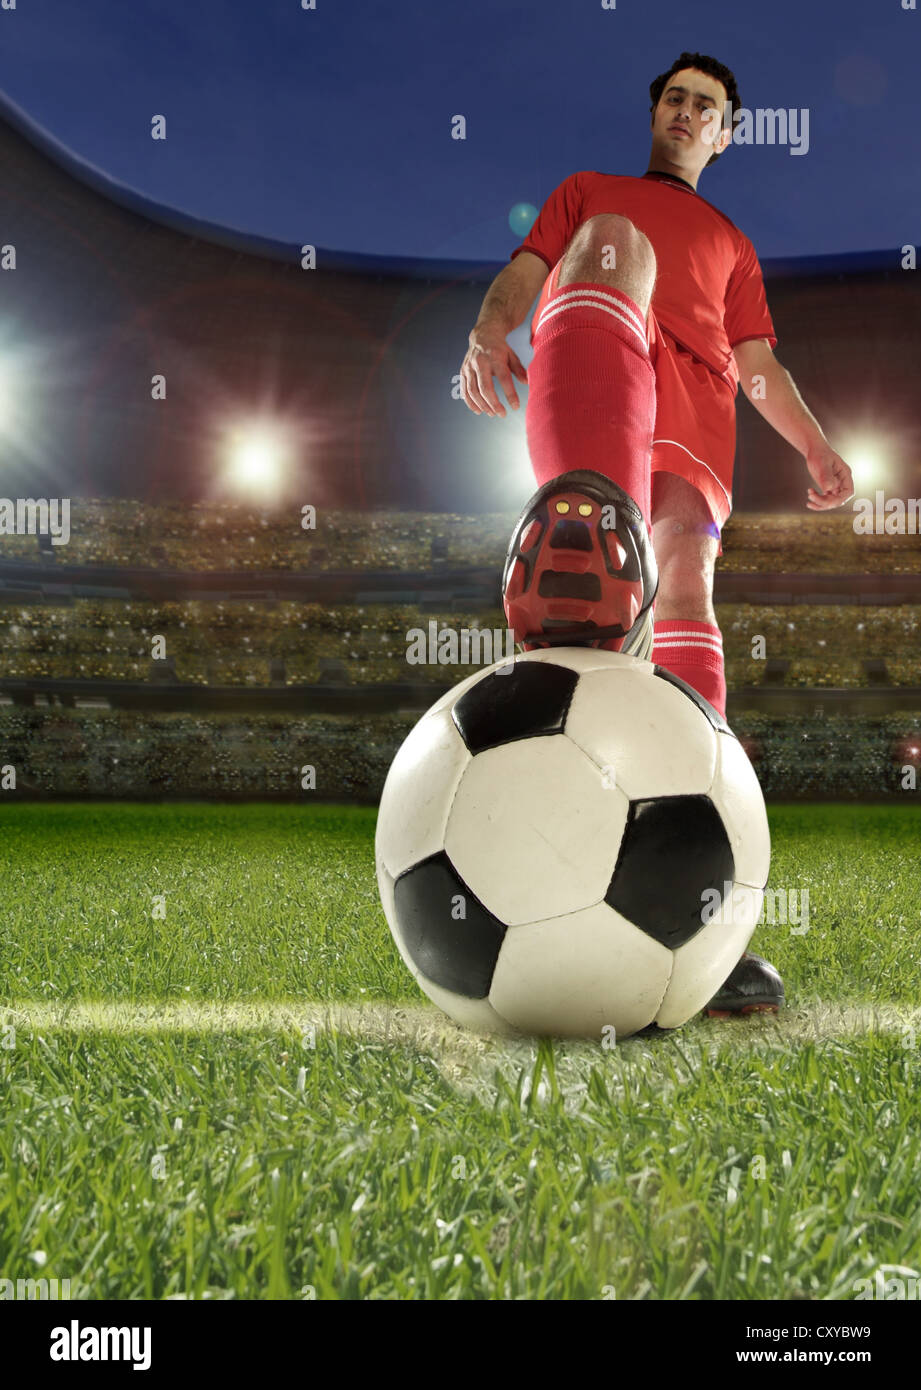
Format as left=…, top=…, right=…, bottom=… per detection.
left=510, top=170, right=776, bottom=391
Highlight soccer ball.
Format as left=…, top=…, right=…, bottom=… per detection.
left=375, top=648, right=770, bottom=1040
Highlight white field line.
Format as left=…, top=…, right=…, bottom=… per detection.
left=3, top=1000, right=919, bottom=1107
left=0, top=1000, right=506, bottom=1080
left=1, top=1000, right=446, bottom=1037
left=1, top=999, right=919, bottom=1044
left=0, top=1000, right=505, bottom=1091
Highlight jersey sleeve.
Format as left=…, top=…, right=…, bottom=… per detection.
left=510, top=171, right=585, bottom=272
left=724, top=235, right=777, bottom=349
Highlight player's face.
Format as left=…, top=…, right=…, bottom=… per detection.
left=651, top=68, right=731, bottom=171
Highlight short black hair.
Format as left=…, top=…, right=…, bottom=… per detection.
left=649, top=51, right=740, bottom=166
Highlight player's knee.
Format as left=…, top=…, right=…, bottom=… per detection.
left=655, top=572, right=714, bottom=624
left=655, top=535, right=715, bottom=605
left=568, top=214, right=656, bottom=277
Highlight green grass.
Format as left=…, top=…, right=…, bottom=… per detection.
left=1, top=802, right=920, bottom=1299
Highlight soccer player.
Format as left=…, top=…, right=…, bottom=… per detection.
left=459, top=51, right=854, bottom=1015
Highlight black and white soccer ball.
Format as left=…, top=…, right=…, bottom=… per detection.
left=375, top=649, right=770, bottom=1040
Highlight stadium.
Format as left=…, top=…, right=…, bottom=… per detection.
left=2, top=90, right=919, bottom=802
left=1, top=54, right=920, bottom=1316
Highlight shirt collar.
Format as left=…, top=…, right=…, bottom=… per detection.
left=642, top=170, right=697, bottom=194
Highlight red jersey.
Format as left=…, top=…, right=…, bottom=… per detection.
left=510, top=170, right=776, bottom=391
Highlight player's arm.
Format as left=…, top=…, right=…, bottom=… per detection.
left=732, top=337, right=854, bottom=511
left=460, top=251, right=549, bottom=418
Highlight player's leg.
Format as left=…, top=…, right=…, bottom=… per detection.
left=642, top=320, right=738, bottom=713
left=650, top=471, right=727, bottom=716
left=649, top=483, right=785, bottom=1016
left=648, top=480, right=785, bottom=1017
left=502, top=214, right=658, bottom=654
left=645, top=457, right=782, bottom=1014
left=528, top=213, right=656, bottom=518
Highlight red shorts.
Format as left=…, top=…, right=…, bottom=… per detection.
left=646, top=309, right=736, bottom=530
left=533, top=259, right=737, bottom=530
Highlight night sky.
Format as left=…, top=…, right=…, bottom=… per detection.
left=0, top=0, right=916, bottom=266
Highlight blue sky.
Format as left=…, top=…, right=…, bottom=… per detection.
left=0, top=0, right=917, bottom=264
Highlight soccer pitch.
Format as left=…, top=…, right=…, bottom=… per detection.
left=1, top=802, right=919, bottom=1300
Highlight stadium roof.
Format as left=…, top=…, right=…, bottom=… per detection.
left=1, top=86, right=917, bottom=511
left=0, top=88, right=903, bottom=283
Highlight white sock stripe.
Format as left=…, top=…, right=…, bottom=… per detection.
left=544, top=285, right=648, bottom=337
left=536, top=291, right=646, bottom=332
left=535, top=296, right=648, bottom=349
left=653, top=638, right=723, bottom=652
left=655, top=629, right=723, bottom=641
left=539, top=286, right=647, bottom=338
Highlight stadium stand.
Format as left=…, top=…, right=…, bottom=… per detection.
left=1, top=587, right=921, bottom=686
left=2, top=706, right=919, bottom=803
left=2, top=504, right=921, bottom=577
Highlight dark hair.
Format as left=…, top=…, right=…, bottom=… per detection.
left=649, top=51, right=740, bottom=165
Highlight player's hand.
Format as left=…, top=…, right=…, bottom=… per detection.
left=805, top=444, right=854, bottom=511
left=460, top=325, right=528, bottom=417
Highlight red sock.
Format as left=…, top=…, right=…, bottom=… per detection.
left=525, top=281, right=656, bottom=523
left=653, top=619, right=726, bottom=717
